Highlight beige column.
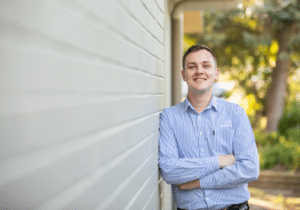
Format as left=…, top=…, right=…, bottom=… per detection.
left=171, top=13, right=183, bottom=106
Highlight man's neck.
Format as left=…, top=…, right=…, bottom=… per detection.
left=187, top=91, right=213, bottom=113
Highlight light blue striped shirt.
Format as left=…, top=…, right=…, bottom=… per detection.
left=158, top=96, right=259, bottom=210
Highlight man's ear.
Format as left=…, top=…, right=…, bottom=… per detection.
left=214, top=68, right=220, bottom=81
left=181, top=70, right=186, bottom=82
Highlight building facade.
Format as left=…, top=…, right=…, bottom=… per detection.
left=0, top=0, right=237, bottom=209
left=0, top=0, right=172, bottom=209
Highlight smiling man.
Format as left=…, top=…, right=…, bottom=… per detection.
left=158, top=45, right=259, bottom=210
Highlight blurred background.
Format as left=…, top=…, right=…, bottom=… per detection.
left=183, top=1, right=300, bottom=209
left=0, top=0, right=299, bottom=209
left=183, top=0, right=300, bottom=172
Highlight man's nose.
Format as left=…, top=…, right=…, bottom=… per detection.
left=195, top=66, right=204, bottom=74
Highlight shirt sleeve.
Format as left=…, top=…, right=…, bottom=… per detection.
left=200, top=106, right=260, bottom=189
left=158, top=109, right=220, bottom=185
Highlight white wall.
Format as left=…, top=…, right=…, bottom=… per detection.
left=0, top=0, right=166, bottom=209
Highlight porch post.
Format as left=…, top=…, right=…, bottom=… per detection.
left=171, top=13, right=183, bottom=106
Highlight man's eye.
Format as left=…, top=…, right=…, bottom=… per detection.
left=189, top=66, right=196, bottom=69
left=204, top=65, right=210, bottom=68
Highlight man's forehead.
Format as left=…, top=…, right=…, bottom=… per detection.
left=185, top=50, right=214, bottom=62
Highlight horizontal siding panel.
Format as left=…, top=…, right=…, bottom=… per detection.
left=1, top=112, right=159, bottom=186
left=95, top=149, right=158, bottom=209
left=155, top=0, right=165, bottom=13
left=1, top=110, right=159, bottom=172
left=124, top=167, right=159, bottom=210
left=38, top=133, right=158, bottom=209
left=66, top=0, right=164, bottom=61
left=0, top=131, right=158, bottom=209
left=142, top=187, right=160, bottom=210
left=0, top=95, right=163, bottom=155
left=0, top=0, right=165, bottom=209
left=117, top=0, right=164, bottom=45
left=88, top=113, right=159, bottom=170
left=0, top=1, right=164, bottom=77
left=141, top=0, right=164, bottom=29
left=0, top=46, right=164, bottom=96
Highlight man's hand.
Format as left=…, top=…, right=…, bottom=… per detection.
left=177, top=179, right=200, bottom=190
left=219, top=154, right=236, bottom=168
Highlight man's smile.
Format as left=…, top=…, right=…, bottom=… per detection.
left=194, top=78, right=207, bottom=81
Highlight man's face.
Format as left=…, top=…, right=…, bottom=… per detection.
left=181, top=49, right=219, bottom=94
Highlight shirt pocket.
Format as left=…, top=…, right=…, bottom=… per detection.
left=209, top=129, right=234, bottom=155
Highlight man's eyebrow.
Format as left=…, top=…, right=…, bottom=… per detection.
left=187, top=61, right=211, bottom=65
left=186, top=62, right=197, bottom=65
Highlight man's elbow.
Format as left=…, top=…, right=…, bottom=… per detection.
left=253, top=164, right=260, bottom=181
left=248, top=162, right=260, bottom=182
left=159, top=168, right=178, bottom=185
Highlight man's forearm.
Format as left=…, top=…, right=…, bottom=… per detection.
left=200, top=147, right=260, bottom=189
left=177, top=155, right=236, bottom=190
left=177, top=179, right=201, bottom=190
left=159, top=155, right=220, bottom=185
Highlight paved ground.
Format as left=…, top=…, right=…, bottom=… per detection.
left=249, top=198, right=272, bottom=210
left=249, top=205, right=269, bottom=210
left=248, top=187, right=300, bottom=210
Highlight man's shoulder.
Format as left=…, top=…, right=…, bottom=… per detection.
left=215, top=97, right=243, bottom=111
left=161, top=101, right=185, bottom=116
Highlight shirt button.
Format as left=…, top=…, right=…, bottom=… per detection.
left=200, top=132, right=202, bottom=135
left=201, top=149, right=204, bottom=152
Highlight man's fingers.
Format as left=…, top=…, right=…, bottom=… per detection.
left=219, top=154, right=236, bottom=168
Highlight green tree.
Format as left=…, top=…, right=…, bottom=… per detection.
left=263, top=0, right=300, bottom=132
left=184, top=0, right=300, bottom=131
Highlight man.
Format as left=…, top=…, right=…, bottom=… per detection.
left=158, top=45, right=259, bottom=210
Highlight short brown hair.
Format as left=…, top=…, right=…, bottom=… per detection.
left=182, top=44, right=217, bottom=70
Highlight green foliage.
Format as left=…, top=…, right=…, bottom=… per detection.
left=263, top=0, right=300, bottom=25
left=184, top=0, right=300, bottom=131
left=259, top=137, right=300, bottom=170
left=254, top=129, right=280, bottom=147
left=255, top=127, right=300, bottom=170
left=287, top=127, right=300, bottom=144
left=278, top=100, right=300, bottom=136
left=256, top=98, right=300, bottom=171
left=221, top=91, right=232, bottom=99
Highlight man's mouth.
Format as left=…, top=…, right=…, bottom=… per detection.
left=194, top=78, right=206, bottom=81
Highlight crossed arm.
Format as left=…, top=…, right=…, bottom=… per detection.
left=176, top=154, right=236, bottom=190
left=158, top=108, right=259, bottom=190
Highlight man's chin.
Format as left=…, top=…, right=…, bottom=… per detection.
left=190, top=87, right=210, bottom=95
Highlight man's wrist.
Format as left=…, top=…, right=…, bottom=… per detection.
left=177, top=179, right=200, bottom=190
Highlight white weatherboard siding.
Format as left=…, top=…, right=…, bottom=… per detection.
left=0, top=0, right=165, bottom=209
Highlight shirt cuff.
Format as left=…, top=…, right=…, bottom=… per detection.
left=205, top=156, right=219, bottom=174
left=200, top=173, right=214, bottom=188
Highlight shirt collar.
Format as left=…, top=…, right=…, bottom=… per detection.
left=183, top=95, right=218, bottom=113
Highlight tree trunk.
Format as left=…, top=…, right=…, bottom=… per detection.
left=265, top=24, right=291, bottom=132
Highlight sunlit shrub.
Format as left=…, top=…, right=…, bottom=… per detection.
left=254, top=129, right=280, bottom=147
left=286, top=127, right=300, bottom=145
left=255, top=129, right=300, bottom=170
left=278, top=100, right=300, bottom=136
